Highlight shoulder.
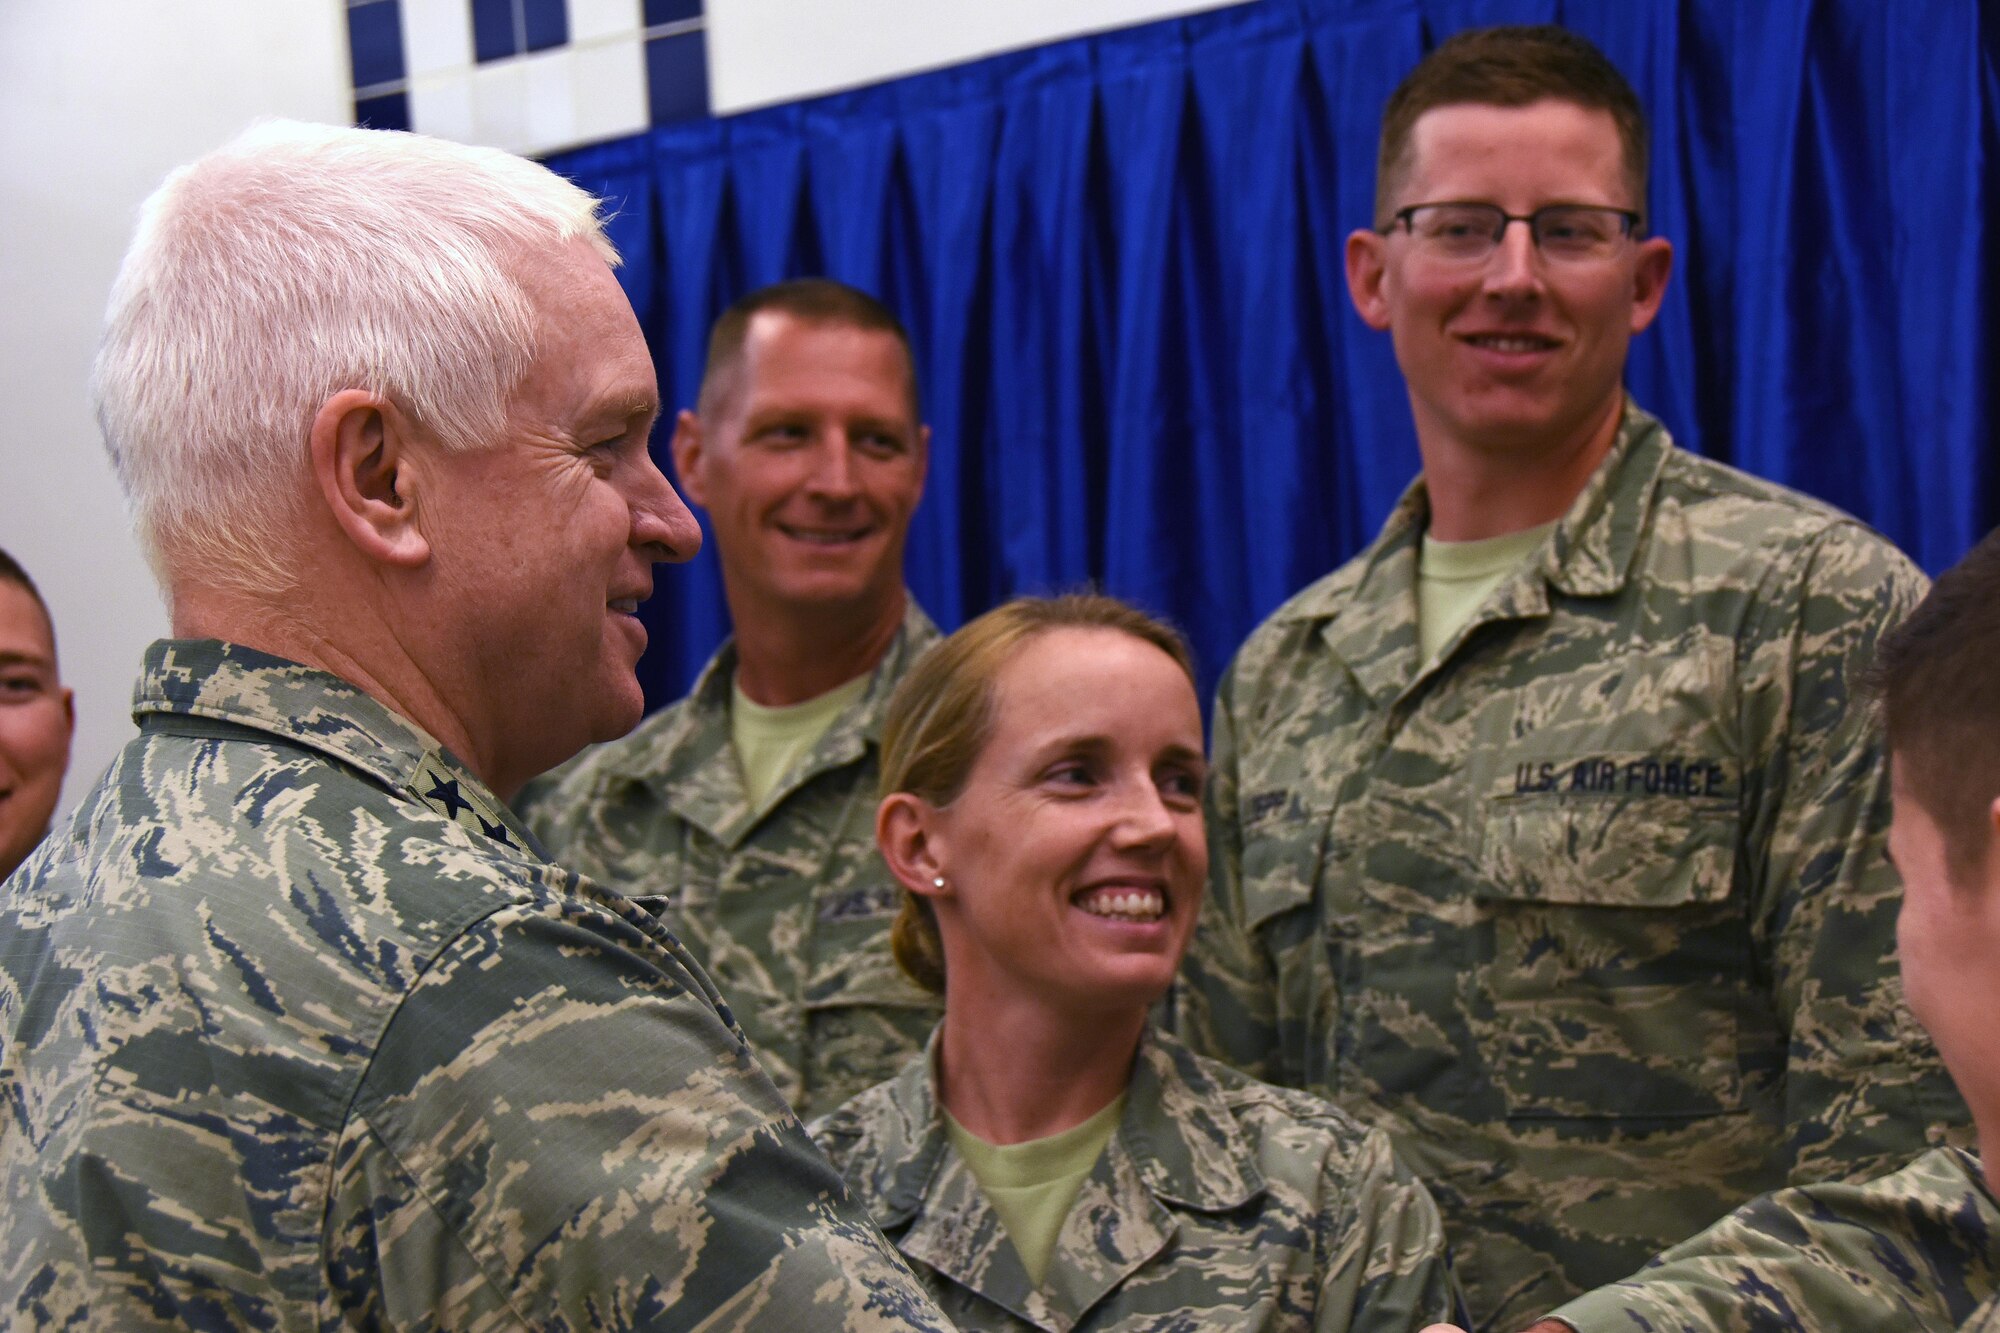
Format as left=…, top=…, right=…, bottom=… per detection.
left=1218, top=548, right=1379, bottom=706
left=808, top=1060, right=926, bottom=1174
left=1142, top=1032, right=1394, bottom=1194
left=1648, top=447, right=1925, bottom=599
left=1192, top=1049, right=1391, bottom=1174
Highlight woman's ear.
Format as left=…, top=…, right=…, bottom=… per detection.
left=878, top=792, right=951, bottom=899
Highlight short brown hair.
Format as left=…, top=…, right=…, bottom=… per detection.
left=879, top=593, right=1197, bottom=994
left=1872, top=529, right=2000, bottom=887
left=1374, top=25, right=1650, bottom=227
left=0, top=548, right=48, bottom=613
left=696, top=277, right=919, bottom=420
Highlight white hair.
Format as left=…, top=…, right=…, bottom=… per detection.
left=92, top=119, right=619, bottom=600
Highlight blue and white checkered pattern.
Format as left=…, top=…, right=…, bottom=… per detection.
left=346, top=0, right=708, bottom=156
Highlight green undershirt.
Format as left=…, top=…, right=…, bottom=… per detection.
left=943, top=1093, right=1127, bottom=1287
left=1417, top=520, right=1558, bottom=664
left=730, top=671, right=872, bottom=809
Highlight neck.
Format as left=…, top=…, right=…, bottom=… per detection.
left=172, top=583, right=497, bottom=797
left=933, top=990, right=1145, bottom=1144
left=1417, top=393, right=1625, bottom=542
left=729, top=586, right=907, bottom=707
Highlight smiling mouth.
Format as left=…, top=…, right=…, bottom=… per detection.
left=1074, top=885, right=1166, bottom=922
left=778, top=524, right=874, bottom=546
left=1463, top=333, right=1561, bottom=353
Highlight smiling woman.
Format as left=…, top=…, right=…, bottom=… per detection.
left=808, top=594, right=1462, bottom=1333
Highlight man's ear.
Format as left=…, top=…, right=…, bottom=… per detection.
left=308, top=390, right=430, bottom=568
left=877, top=791, right=952, bottom=900
left=1628, top=235, right=1675, bottom=334
left=1345, top=228, right=1393, bottom=331
left=669, top=409, right=709, bottom=507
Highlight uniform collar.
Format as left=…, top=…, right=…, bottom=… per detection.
left=598, top=597, right=940, bottom=846
left=132, top=638, right=539, bottom=858
left=864, top=1027, right=1263, bottom=1333
left=1292, top=400, right=1674, bottom=708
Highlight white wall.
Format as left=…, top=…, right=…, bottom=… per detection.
left=0, top=0, right=351, bottom=812
left=708, top=0, right=1252, bottom=113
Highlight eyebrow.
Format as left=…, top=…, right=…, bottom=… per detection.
left=1035, top=734, right=1207, bottom=766
left=0, top=650, right=54, bottom=670
left=581, top=394, right=660, bottom=433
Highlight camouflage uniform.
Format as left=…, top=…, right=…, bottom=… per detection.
left=1548, top=1147, right=2000, bottom=1332
left=809, top=1025, right=1461, bottom=1333
left=1178, top=403, right=1968, bottom=1330
left=0, top=639, right=950, bottom=1331
left=522, top=600, right=942, bottom=1117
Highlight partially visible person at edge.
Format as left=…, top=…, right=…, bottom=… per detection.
left=0, top=121, right=951, bottom=1330
left=521, top=278, right=940, bottom=1118
left=809, top=593, right=1463, bottom=1333
left=1421, top=529, right=2000, bottom=1333
left=0, top=547, right=74, bottom=882
left=1176, top=23, right=1966, bottom=1332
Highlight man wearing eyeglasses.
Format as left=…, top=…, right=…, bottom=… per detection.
left=1179, top=24, right=1966, bottom=1333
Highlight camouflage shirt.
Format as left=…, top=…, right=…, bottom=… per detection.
left=809, top=1025, right=1462, bottom=1333
left=522, top=600, right=942, bottom=1118
left=1178, top=403, right=1968, bottom=1331
left=0, top=639, right=951, bottom=1332
left=1548, top=1147, right=2000, bottom=1332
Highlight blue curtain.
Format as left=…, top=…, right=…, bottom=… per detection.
left=547, top=0, right=2000, bottom=710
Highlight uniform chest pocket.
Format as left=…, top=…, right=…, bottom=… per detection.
left=1475, top=781, right=1755, bottom=1122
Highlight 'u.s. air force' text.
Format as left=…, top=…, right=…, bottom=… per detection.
left=1513, top=756, right=1731, bottom=798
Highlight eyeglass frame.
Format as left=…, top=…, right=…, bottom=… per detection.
left=1381, top=201, right=1646, bottom=262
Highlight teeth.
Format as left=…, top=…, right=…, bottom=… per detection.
left=1077, top=887, right=1165, bottom=921
left=1471, top=335, right=1554, bottom=352
left=609, top=599, right=639, bottom=613
left=784, top=529, right=866, bottom=544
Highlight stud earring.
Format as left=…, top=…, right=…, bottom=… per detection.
left=932, top=876, right=947, bottom=889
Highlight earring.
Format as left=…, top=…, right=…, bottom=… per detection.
left=932, top=876, right=946, bottom=889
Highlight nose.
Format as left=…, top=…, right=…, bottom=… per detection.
left=1482, top=217, right=1544, bottom=299
left=804, top=435, right=861, bottom=501
left=631, top=448, right=703, bottom=564
left=1110, top=777, right=1180, bottom=852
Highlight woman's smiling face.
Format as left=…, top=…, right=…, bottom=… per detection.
left=922, top=626, right=1208, bottom=1018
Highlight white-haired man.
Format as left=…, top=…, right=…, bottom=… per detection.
left=0, top=122, right=951, bottom=1331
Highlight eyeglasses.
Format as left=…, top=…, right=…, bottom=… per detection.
left=1385, top=202, right=1643, bottom=264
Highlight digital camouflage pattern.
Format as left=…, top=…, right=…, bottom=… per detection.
left=1178, top=403, right=1970, bottom=1332
left=0, top=639, right=952, bottom=1332
left=521, top=599, right=942, bottom=1117
left=810, top=1026, right=1462, bottom=1333
left=1548, top=1147, right=2000, bottom=1332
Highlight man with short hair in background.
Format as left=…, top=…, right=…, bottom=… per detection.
left=1180, top=24, right=1964, bottom=1331
left=1430, top=529, right=2000, bottom=1333
left=0, top=548, right=73, bottom=882
left=524, top=278, right=942, bottom=1118
left=0, top=122, right=949, bottom=1330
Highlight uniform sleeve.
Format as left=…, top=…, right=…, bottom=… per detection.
left=1740, top=528, right=1965, bottom=1183
left=1540, top=1158, right=1982, bottom=1333
left=1316, top=1127, right=1463, bottom=1333
left=1176, top=658, right=1285, bottom=1082
left=324, top=898, right=950, bottom=1332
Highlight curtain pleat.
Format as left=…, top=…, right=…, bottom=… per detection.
left=547, top=0, right=2000, bottom=711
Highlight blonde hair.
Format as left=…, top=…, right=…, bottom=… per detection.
left=879, top=593, right=1196, bottom=993
left=93, top=120, right=617, bottom=604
